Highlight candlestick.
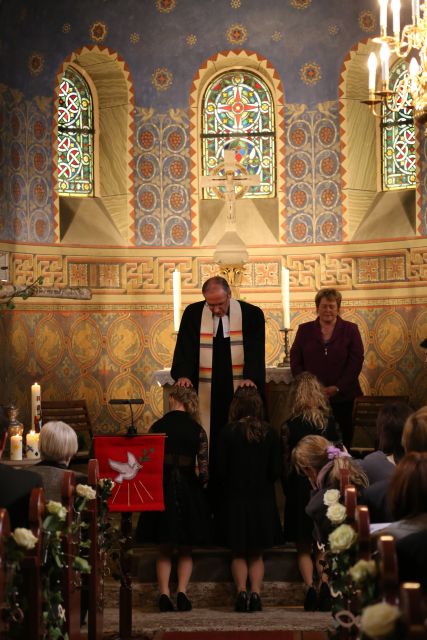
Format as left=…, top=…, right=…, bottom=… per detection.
left=31, top=382, right=41, bottom=429
left=10, top=434, right=22, bottom=461
left=172, top=269, right=181, bottom=332
left=278, top=328, right=293, bottom=368
left=26, top=430, right=40, bottom=460
left=281, top=267, right=290, bottom=329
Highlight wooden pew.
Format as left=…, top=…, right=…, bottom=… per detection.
left=400, top=582, right=427, bottom=639
left=61, top=470, right=81, bottom=640
left=22, top=487, right=45, bottom=640
left=377, top=534, right=399, bottom=605
left=87, top=459, right=103, bottom=640
left=355, top=505, right=371, bottom=561
left=0, top=509, right=11, bottom=639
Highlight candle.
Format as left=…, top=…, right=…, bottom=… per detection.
left=379, top=0, right=389, bottom=35
left=412, top=0, right=420, bottom=24
left=368, top=52, right=378, bottom=96
left=391, top=0, right=400, bottom=36
left=172, top=269, right=181, bottom=332
left=26, top=431, right=40, bottom=460
left=31, top=382, right=41, bottom=428
left=10, top=434, right=22, bottom=461
left=380, top=42, right=390, bottom=88
left=281, top=267, right=290, bottom=329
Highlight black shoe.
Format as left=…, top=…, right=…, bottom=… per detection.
left=159, top=594, right=175, bottom=612
left=177, top=592, right=192, bottom=611
left=235, top=591, right=248, bottom=612
left=318, top=582, right=332, bottom=611
left=303, top=586, right=318, bottom=612
left=249, top=592, right=262, bottom=612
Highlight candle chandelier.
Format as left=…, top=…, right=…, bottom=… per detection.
left=366, top=0, right=427, bottom=123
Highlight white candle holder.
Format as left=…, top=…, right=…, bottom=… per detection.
left=277, top=328, right=293, bottom=368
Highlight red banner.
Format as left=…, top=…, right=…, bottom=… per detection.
left=94, top=435, right=165, bottom=512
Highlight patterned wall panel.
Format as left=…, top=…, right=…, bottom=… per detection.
left=1, top=303, right=426, bottom=436
left=0, top=86, right=54, bottom=244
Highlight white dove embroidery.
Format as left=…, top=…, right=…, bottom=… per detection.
left=108, top=451, right=142, bottom=484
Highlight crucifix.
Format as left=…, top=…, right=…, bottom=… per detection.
left=200, top=150, right=260, bottom=230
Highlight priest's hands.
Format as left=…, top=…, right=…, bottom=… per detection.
left=238, top=379, right=257, bottom=388
left=176, top=377, right=193, bottom=387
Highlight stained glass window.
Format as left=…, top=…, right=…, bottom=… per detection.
left=58, top=66, right=94, bottom=196
left=202, top=71, right=275, bottom=198
left=382, top=59, right=416, bottom=190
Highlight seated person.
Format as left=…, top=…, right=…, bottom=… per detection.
left=375, top=452, right=427, bottom=541
left=0, top=463, right=42, bottom=528
left=361, top=401, right=412, bottom=484
left=360, top=406, right=427, bottom=523
left=28, top=421, right=86, bottom=501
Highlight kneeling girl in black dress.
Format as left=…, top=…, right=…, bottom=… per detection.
left=136, top=386, right=210, bottom=612
left=217, top=387, right=282, bottom=613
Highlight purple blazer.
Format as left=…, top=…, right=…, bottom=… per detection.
left=290, top=316, right=364, bottom=402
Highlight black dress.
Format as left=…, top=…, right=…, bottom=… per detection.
left=281, top=415, right=341, bottom=544
left=135, top=410, right=210, bottom=546
left=217, top=421, right=282, bottom=554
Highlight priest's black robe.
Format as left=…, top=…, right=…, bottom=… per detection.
left=171, top=299, right=265, bottom=467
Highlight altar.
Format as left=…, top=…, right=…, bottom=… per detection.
left=152, top=366, right=294, bottom=431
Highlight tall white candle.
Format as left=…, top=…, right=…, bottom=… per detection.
left=368, top=52, right=378, bottom=95
left=172, top=269, right=181, bottom=332
left=10, top=434, right=22, bottom=461
left=281, top=267, right=290, bottom=329
left=379, top=0, right=389, bottom=35
left=380, top=42, right=390, bottom=88
left=391, top=0, right=400, bottom=36
left=31, top=383, right=41, bottom=429
left=26, top=431, right=40, bottom=460
left=412, top=0, right=420, bottom=24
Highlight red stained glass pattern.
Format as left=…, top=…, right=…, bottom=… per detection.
left=202, top=71, right=275, bottom=198
left=58, top=66, right=94, bottom=196
left=382, top=59, right=416, bottom=190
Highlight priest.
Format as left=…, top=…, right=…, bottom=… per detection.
left=171, top=276, right=265, bottom=464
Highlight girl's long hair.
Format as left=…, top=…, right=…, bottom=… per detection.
left=169, top=386, right=201, bottom=424
left=292, top=434, right=368, bottom=490
left=228, top=386, right=267, bottom=443
left=290, top=372, right=330, bottom=431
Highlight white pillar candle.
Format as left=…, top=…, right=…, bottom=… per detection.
left=26, top=431, right=40, bottom=460
left=172, top=269, right=181, bottom=332
left=281, top=267, right=290, bottom=329
left=412, top=0, right=420, bottom=24
left=31, top=383, right=41, bottom=428
left=380, top=42, right=390, bottom=88
left=10, top=434, right=22, bottom=461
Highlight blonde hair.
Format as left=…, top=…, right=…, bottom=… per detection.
left=169, top=386, right=201, bottom=424
left=292, top=434, right=368, bottom=490
left=290, top=372, right=330, bottom=431
left=402, top=406, right=427, bottom=453
left=39, top=421, right=78, bottom=463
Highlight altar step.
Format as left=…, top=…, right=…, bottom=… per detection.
left=104, top=545, right=305, bottom=611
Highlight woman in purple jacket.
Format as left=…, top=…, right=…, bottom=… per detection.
left=290, top=288, right=364, bottom=449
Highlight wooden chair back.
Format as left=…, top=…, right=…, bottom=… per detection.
left=41, top=400, right=93, bottom=460
left=378, top=534, right=399, bottom=605
left=22, top=487, right=45, bottom=640
left=355, top=505, right=371, bottom=561
left=61, top=470, right=81, bottom=640
left=399, top=582, right=427, bottom=639
left=0, top=509, right=11, bottom=638
left=351, top=395, right=409, bottom=455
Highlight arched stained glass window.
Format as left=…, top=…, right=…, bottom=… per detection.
left=202, top=71, right=275, bottom=198
left=382, top=59, right=416, bottom=190
left=58, top=66, right=94, bottom=196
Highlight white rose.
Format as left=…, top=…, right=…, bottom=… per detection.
left=360, top=602, right=400, bottom=638
left=47, top=500, right=67, bottom=521
left=327, top=502, right=347, bottom=524
left=349, top=559, right=377, bottom=584
left=76, top=484, right=96, bottom=500
left=323, top=489, right=341, bottom=506
left=11, top=528, right=38, bottom=550
left=328, top=524, right=357, bottom=553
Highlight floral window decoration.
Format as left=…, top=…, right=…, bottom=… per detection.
left=382, top=59, right=416, bottom=191
left=58, top=66, right=94, bottom=196
left=202, top=70, right=276, bottom=199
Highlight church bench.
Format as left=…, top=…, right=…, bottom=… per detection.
left=0, top=508, right=11, bottom=639
left=61, top=470, right=82, bottom=640
left=86, top=458, right=104, bottom=640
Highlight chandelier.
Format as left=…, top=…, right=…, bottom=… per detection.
left=365, top=0, right=427, bottom=123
